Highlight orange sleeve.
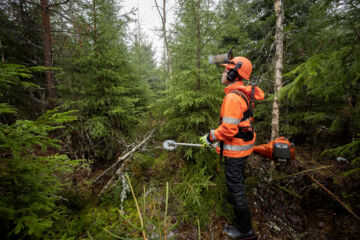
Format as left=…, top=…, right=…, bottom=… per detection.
left=210, top=93, right=248, bottom=142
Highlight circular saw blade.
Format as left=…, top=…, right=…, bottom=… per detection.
left=163, top=140, right=176, bottom=150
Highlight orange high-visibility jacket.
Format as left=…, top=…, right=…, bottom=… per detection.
left=210, top=81, right=264, bottom=158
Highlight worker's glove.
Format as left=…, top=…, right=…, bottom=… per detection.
left=200, top=133, right=212, bottom=147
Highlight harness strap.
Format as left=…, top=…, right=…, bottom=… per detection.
left=230, top=90, right=253, bottom=121
left=231, top=90, right=249, bottom=105
left=230, top=88, right=255, bottom=141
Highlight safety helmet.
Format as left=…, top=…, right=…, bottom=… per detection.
left=223, top=56, right=252, bottom=80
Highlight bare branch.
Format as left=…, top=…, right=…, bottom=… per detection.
left=154, top=0, right=164, bottom=22
left=49, top=7, right=73, bottom=22
left=54, top=34, right=67, bottom=63
left=20, top=38, right=43, bottom=49
left=49, top=0, right=69, bottom=8
left=30, top=91, right=49, bottom=105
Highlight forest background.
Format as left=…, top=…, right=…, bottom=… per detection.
left=0, top=0, right=359, bottom=239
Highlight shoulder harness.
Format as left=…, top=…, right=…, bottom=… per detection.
left=230, top=83, right=255, bottom=121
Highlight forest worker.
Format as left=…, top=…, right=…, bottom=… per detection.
left=200, top=56, right=264, bottom=240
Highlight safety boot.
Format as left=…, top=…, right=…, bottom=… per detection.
left=223, top=225, right=257, bottom=240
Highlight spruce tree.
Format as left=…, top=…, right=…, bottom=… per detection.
left=158, top=0, right=222, bottom=159
left=279, top=0, right=360, bottom=143
left=57, top=0, right=146, bottom=163
left=0, top=63, right=80, bottom=238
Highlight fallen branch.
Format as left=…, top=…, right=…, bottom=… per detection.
left=305, top=172, right=360, bottom=221
left=98, top=175, right=116, bottom=196
left=93, top=130, right=155, bottom=184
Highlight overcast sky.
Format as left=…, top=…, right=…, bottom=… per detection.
left=121, top=0, right=176, bottom=65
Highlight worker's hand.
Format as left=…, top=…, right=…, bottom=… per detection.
left=200, top=133, right=212, bottom=147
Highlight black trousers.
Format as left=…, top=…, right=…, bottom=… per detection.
left=225, top=156, right=253, bottom=232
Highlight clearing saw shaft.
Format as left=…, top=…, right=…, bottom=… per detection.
left=162, top=139, right=216, bottom=150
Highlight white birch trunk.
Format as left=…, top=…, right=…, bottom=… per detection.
left=271, top=0, right=284, bottom=140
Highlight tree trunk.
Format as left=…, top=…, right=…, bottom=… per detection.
left=155, top=0, right=173, bottom=87
left=271, top=0, right=284, bottom=140
left=41, top=0, right=56, bottom=108
left=194, top=0, right=201, bottom=90
left=136, top=6, right=142, bottom=79
left=91, top=0, right=99, bottom=83
left=0, top=40, right=4, bottom=63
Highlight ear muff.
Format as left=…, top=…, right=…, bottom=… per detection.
left=227, top=61, right=243, bottom=81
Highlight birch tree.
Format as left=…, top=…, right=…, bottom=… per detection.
left=271, top=0, right=284, bottom=140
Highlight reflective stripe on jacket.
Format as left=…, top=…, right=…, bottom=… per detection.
left=210, top=81, right=264, bottom=158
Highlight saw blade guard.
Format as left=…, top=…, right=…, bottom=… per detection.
left=163, top=140, right=177, bottom=150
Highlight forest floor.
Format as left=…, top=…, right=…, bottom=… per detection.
left=173, top=147, right=360, bottom=240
